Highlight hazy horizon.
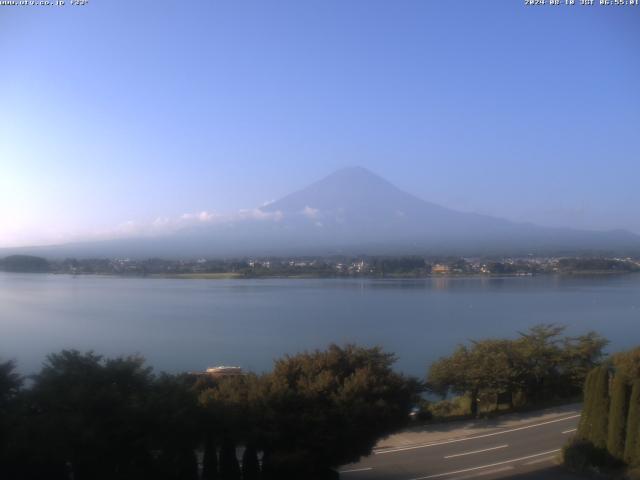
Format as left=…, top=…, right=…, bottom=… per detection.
left=2, top=1, right=640, bottom=248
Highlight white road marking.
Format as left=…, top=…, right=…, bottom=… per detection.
left=562, top=428, right=577, bottom=434
left=375, top=414, right=580, bottom=455
left=340, top=467, right=373, bottom=474
left=444, top=444, right=509, bottom=459
left=522, top=455, right=556, bottom=466
left=449, top=466, right=514, bottom=480
left=408, top=449, right=561, bottom=479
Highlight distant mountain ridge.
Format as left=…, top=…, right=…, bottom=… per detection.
left=3, top=167, right=640, bottom=259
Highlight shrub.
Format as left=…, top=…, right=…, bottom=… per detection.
left=563, top=439, right=609, bottom=472
left=428, top=397, right=469, bottom=419
left=626, top=466, right=640, bottom=480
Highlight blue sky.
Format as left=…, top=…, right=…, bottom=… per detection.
left=1, top=0, right=639, bottom=247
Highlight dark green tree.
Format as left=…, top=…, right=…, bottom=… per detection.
left=219, top=437, right=241, bottom=480
left=0, top=255, right=49, bottom=272
left=202, top=436, right=219, bottom=480
left=429, top=325, right=609, bottom=418
left=147, top=373, right=200, bottom=479
left=0, top=360, right=23, bottom=479
left=261, top=449, right=276, bottom=480
left=613, top=347, right=640, bottom=379
left=468, top=339, right=521, bottom=412
left=26, top=350, right=156, bottom=480
left=428, top=345, right=478, bottom=415
left=262, top=344, right=421, bottom=476
left=199, top=374, right=264, bottom=444
left=590, top=366, right=611, bottom=449
left=607, top=372, right=631, bottom=461
left=241, top=443, right=260, bottom=480
left=624, top=380, right=640, bottom=466
left=429, top=343, right=501, bottom=417
left=0, top=360, right=21, bottom=407
left=515, top=324, right=565, bottom=403
left=561, top=331, right=609, bottom=394
left=577, top=368, right=598, bottom=440
left=156, top=448, right=198, bottom=480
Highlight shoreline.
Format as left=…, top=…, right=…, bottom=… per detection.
left=2, top=271, right=639, bottom=280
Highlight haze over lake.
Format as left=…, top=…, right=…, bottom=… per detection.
left=2, top=272, right=639, bottom=377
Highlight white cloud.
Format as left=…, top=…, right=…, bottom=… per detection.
left=0, top=203, right=284, bottom=247
left=180, top=211, right=221, bottom=222
left=0, top=208, right=286, bottom=247
left=115, top=208, right=284, bottom=237
left=237, top=208, right=284, bottom=222
left=302, top=206, right=320, bottom=219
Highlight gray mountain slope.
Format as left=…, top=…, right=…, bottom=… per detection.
left=3, top=167, right=639, bottom=259
left=258, top=166, right=639, bottom=252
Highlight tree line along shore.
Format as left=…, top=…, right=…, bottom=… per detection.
left=2, top=324, right=636, bottom=480
left=1, top=254, right=639, bottom=278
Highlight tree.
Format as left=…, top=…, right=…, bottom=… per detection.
left=219, top=437, right=241, bottom=480
left=198, top=344, right=420, bottom=476
left=0, top=255, right=49, bottom=273
left=262, top=344, right=420, bottom=476
left=0, top=360, right=23, bottom=478
left=613, top=347, right=640, bottom=379
left=589, top=366, right=611, bottom=449
left=241, top=443, right=260, bottom=480
left=147, top=373, right=200, bottom=479
left=428, top=345, right=472, bottom=400
left=25, top=350, right=156, bottom=480
left=428, top=329, right=569, bottom=416
left=561, top=332, right=609, bottom=394
left=577, top=368, right=598, bottom=440
left=467, top=339, right=521, bottom=411
left=202, top=436, right=219, bottom=480
left=428, top=344, right=498, bottom=416
left=624, top=380, right=640, bottom=466
left=0, top=360, right=22, bottom=408
left=515, top=324, right=565, bottom=403
left=607, top=372, right=630, bottom=461
left=198, top=374, right=265, bottom=445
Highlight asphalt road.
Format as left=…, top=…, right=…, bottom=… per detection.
left=339, top=412, right=582, bottom=480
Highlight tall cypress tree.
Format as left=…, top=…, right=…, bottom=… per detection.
left=590, top=366, right=611, bottom=449
left=260, top=449, right=275, bottom=480
left=176, top=448, right=199, bottom=480
left=155, top=448, right=199, bottom=480
left=636, top=425, right=640, bottom=468
left=624, top=380, right=640, bottom=466
left=578, top=368, right=598, bottom=440
left=202, top=437, right=219, bottom=480
left=241, top=443, right=260, bottom=480
left=219, top=437, right=241, bottom=480
left=607, top=373, right=630, bottom=461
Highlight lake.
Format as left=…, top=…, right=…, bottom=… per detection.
left=1, top=272, right=639, bottom=377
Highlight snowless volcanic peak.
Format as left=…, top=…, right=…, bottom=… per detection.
left=261, top=166, right=451, bottom=219
left=4, top=167, right=640, bottom=258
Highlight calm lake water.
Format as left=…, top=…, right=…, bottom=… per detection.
left=1, top=272, right=639, bottom=377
